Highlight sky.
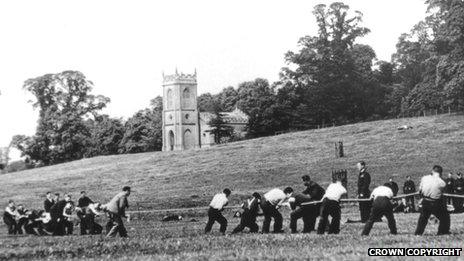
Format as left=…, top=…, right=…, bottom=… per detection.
left=0, top=0, right=428, bottom=153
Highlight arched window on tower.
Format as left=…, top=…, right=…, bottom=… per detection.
left=167, top=89, right=173, bottom=109
left=182, top=88, right=190, bottom=99
left=182, top=87, right=191, bottom=108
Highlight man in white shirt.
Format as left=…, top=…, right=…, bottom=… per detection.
left=317, top=180, right=347, bottom=234
left=205, top=188, right=231, bottom=235
left=415, top=165, right=450, bottom=235
left=261, top=187, right=293, bottom=233
left=361, top=184, right=397, bottom=236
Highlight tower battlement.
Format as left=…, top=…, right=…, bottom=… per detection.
left=162, top=69, right=197, bottom=84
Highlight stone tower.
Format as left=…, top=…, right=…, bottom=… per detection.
left=162, top=70, right=200, bottom=151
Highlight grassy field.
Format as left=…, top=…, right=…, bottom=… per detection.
left=1, top=209, right=464, bottom=260
left=1, top=114, right=464, bottom=260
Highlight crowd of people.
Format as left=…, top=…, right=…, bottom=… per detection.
left=205, top=162, right=462, bottom=236
left=3, top=161, right=464, bottom=238
left=3, top=187, right=131, bottom=237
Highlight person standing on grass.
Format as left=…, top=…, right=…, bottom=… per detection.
left=444, top=173, right=455, bottom=206
left=317, top=179, right=347, bottom=234
left=288, top=191, right=312, bottom=233
left=453, top=172, right=464, bottom=213
left=76, top=191, right=94, bottom=235
left=85, top=202, right=104, bottom=234
left=50, top=194, right=72, bottom=236
left=361, top=184, right=397, bottom=236
left=44, top=192, right=55, bottom=213
left=386, top=177, right=399, bottom=196
left=357, top=161, right=372, bottom=223
left=231, top=192, right=261, bottom=234
left=3, top=200, right=18, bottom=235
left=105, top=186, right=131, bottom=238
left=62, top=200, right=76, bottom=235
left=205, top=188, right=231, bottom=235
left=403, top=176, right=416, bottom=212
left=301, top=175, right=325, bottom=232
left=414, top=165, right=450, bottom=235
left=261, top=187, right=293, bottom=234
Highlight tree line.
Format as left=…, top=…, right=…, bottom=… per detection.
left=9, top=0, right=464, bottom=168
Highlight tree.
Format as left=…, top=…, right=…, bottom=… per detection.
left=237, top=78, right=282, bottom=137
left=216, top=86, right=239, bottom=112
left=17, top=71, right=110, bottom=165
left=198, top=93, right=217, bottom=112
left=208, top=102, right=234, bottom=144
left=119, top=96, right=163, bottom=153
left=391, top=0, right=464, bottom=113
left=85, top=115, right=125, bottom=157
left=278, top=2, right=379, bottom=126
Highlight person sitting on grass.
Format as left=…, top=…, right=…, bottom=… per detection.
left=205, top=188, right=231, bottom=235
left=231, top=192, right=261, bottom=234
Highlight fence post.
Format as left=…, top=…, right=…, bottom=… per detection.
left=449, top=106, right=451, bottom=115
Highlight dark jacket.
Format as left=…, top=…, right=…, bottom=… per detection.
left=387, top=181, right=399, bottom=196
left=357, top=169, right=371, bottom=197
left=77, top=196, right=93, bottom=208
left=454, top=177, right=464, bottom=194
left=44, top=199, right=55, bottom=213
left=403, top=180, right=416, bottom=194
left=290, top=193, right=312, bottom=210
left=302, top=181, right=325, bottom=201
left=242, top=198, right=260, bottom=217
left=444, top=178, right=455, bottom=193
left=50, top=200, right=67, bottom=220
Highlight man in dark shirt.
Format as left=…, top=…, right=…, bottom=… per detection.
left=444, top=173, right=454, bottom=206
left=300, top=175, right=325, bottom=232
left=403, top=175, right=416, bottom=212
left=289, top=192, right=313, bottom=233
left=44, top=192, right=55, bottom=213
left=77, top=191, right=94, bottom=235
left=357, top=161, right=371, bottom=222
left=50, top=194, right=71, bottom=236
left=232, top=192, right=261, bottom=234
left=386, top=177, right=399, bottom=196
left=453, top=173, right=464, bottom=213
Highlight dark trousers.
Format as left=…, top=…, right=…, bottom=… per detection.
left=415, top=198, right=450, bottom=235
left=64, top=219, right=73, bottom=235
left=261, top=201, right=283, bottom=233
left=359, top=195, right=372, bottom=222
left=452, top=194, right=463, bottom=213
left=317, top=199, right=341, bottom=234
left=16, top=217, right=29, bottom=234
left=107, top=213, right=128, bottom=237
left=405, top=196, right=416, bottom=212
left=52, top=218, right=65, bottom=236
left=232, top=212, right=258, bottom=233
left=290, top=206, right=317, bottom=233
left=77, top=211, right=88, bottom=235
left=204, top=207, right=227, bottom=234
left=25, top=221, right=45, bottom=235
left=362, top=197, right=397, bottom=236
left=3, top=215, right=17, bottom=235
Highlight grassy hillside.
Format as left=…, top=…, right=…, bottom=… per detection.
left=2, top=114, right=464, bottom=210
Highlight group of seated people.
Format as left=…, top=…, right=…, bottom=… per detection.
left=3, top=191, right=105, bottom=236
